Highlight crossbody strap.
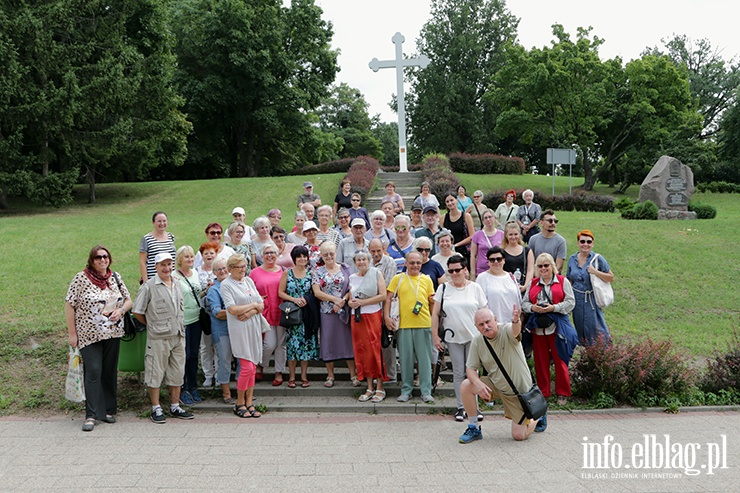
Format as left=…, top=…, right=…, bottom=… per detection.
left=178, top=270, right=200, bottom=303
left=481, top=336, right=520, bottom=396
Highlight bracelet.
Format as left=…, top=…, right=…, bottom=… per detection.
left=512, top=319, right=520, bottom=324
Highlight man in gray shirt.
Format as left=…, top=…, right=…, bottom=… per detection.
left=527, top=209, right=567, bottom=272
left=337, top=219, right=370, bottom=272
left=297, top=181, right=321, bottom=208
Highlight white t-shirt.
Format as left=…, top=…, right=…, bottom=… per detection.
left=475, top=271, right=521, bottom=323
left=433, top=282, right=487, bottom=344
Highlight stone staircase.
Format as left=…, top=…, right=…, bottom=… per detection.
left=363, top=171, right=423, bottom=213
left=191, top=358, right=465, bottom=416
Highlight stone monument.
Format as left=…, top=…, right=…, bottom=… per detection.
left=638, top=155, right=696, bottom=220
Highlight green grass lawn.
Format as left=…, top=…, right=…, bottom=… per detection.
left=0, top=172, right=737, bottom=414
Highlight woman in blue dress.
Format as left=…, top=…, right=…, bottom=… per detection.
left=278, top=246, right=319, bottom=388
left=566, top=230, right=615, bottom=346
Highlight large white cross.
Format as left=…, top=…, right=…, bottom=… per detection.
left=369, top=32, right=430, bottom=173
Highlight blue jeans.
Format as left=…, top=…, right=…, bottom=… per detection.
left=183, top=321, right=202, bottom=391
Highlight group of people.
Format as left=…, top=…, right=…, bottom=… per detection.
left=64, top=179, right=615, bottom=445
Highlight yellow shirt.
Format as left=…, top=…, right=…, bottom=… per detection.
left=387, top=273, right=434, bottom=329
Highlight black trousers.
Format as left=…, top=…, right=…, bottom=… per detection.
left=80, top=338, right=121, bottom=419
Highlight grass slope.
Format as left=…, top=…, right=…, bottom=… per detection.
left=0, top=172, right=737, bottom=414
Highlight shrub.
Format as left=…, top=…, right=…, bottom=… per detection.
left=571, top=336, right=695, bottom=406
left=343, top=155, right=380, bottom=200
left=482, top=189, right=615, bottom=213
left=289, top=158, right=354, bottom=176
left=688, top=201, right=717, bottom=219
left=614, top=197, right=636, bottom=213
left=421, top=154, right=460, bottom=202
left=698, top=329, right=740, bottom=394
left=697, top=181, right=740, bottom=193
left=448, top=152, right=526, bottom=174
left=621, top=200, right=658, bottom=220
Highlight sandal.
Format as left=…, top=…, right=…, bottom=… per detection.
left=301, top=380, right=310, bottom=388
left=371, top=390, right=386, bottom=403
left=234, top=404, right=250, bottom=418
left=287, top=380, right=297, bottom=388
left=351, top=377, right=361, bottom=387
left=358, top=390, right=375, bottom=402
left=222, top=396, right=235, bottom=405
left=324, top=377, right=334, bottom=388
left=272, top=378, right=284, bottom=386
left=82, top=418, right=96, bottom=432
left=246, top=405, right=262, bottom=418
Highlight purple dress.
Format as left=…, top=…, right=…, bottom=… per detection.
left=313, top=264, right=354, bottom=362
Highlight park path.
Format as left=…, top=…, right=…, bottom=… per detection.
left=1, top=409, right=738, bottom=492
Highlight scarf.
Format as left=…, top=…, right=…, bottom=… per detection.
left=84, top=267, right=111, bottom=290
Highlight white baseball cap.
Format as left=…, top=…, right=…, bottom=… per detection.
left=232, top=207, right=246, bottom=215
left=154, top=253, right=173, bottom=264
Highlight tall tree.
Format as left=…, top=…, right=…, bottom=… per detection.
left=645, top=35, right=740, bottom=139
left=488, top=26, right=618, bottom=189
left=170, top=0, right=338, bottom=177
left=407, top=0, right=518, bottom=155
left=316, top=83, right=381, bottom=159
left=371, top=120, right=400, bottom=167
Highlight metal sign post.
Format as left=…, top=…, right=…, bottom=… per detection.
left=546, top=148, right=577, bottom=196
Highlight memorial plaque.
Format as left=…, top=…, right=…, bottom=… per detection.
left=638, top=155, right=695, bottom=216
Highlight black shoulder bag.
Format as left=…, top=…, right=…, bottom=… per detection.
left=112, top=273, right=145, bottom=340
left=179, top=270, right=212, bottom=335
left=481, top=336, right=548, bottom=423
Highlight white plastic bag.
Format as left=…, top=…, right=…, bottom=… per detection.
left=65, top=346, right=85, bottom=402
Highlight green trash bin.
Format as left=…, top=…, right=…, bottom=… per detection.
left=118, top=331, right=147, bottom=372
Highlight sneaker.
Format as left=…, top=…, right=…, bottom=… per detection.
left=190, top=389, right=203, bottom=403
left=170, top=407, right=194, bottom=420
left=421, top=394, right=434, bottom=403
left=454, top=408, right=467, bottom=422
left=534, top=413, right=547, bottom=433
left=459, top=424, right=482, bottom=444
left=150, top=408, right=166, bottom=424
left=397, top=393, right=412, bottom=402
left=179, top=390, right=195, bottom=406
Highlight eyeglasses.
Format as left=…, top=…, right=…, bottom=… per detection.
left=94, top=254, right=109, bottom=260
left=544, top=219, right=559, bottom=224
left=488, top=257, right=504, bottom=263
left=407, top=261, right=422, bottom=265
left=448, top=267, right=464, bottom=274
left=416, top=248, right=431, bottom=252
left=395, top=226, right=407, bottom=231
left=322, top=252, right=335, bottom=257
left=233, top=265, right=248, bottom=270
left=208, top=231, right=222, bottom=235
left=537, top=263, right=551, bottom=269
left=272, top=235, right=285, bottom=240
left=214, top=267, right=228, bottom=273
left=579, top=239, right=593, bottom=244
left=263, top=251, right=277, bottom=256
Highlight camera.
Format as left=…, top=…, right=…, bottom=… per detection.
left=412, top=301, right=423, bottom=315
left=354, top=307, right=362, bottom=323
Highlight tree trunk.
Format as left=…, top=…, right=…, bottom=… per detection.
left=244, top=127, right=257, bottom=177
left=0, top=184, right=8, bottom=209
left=86, top=165, right=96, bottom=204
left=581, top=148, right=596, bottom=191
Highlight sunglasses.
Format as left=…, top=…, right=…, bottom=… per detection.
left=544, top=219, right=559, bottom=224
left=579, top=239, right=593, bottom=244
left=395, top=226, right=407, bottom=231
left=416, top=248, right=431, bottom=252
left=351, top=199, right=361, bottom=202
left=537, top=263, right=551, bottom=269
left=208, top=231, right=222, bottom=235
left=94, top=254, right=110, bottom=260
left=488, top=257, right=504, bottom=263
left=448, top=267, right=465, bottom=274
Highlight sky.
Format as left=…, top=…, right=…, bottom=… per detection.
left=313, top=0, right=740, bottom=123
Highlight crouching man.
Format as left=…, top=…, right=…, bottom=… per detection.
left=458, top=307, right=540, bottom=443
left=133, top=252, right=194, bottom=424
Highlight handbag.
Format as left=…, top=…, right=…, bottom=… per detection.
left=589, top=254, right=614, bottom=308
left=481, top=337, right=548, bottom=423
left=65, top=346, right=85, bottom=402
left=279, top=301, right=302, bottom=327
left=179, top=270, right=212, bottom=335
left=112, top=273, right=145, bottom=340
left=389, top=275, right=401, bottom=325
left=381, top=323, right=396, bottom=348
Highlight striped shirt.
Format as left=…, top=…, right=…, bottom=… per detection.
left=139, top=232, right=176, bottom=280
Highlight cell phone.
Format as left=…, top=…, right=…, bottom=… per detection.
left=412, top=301, right=423, bottom=315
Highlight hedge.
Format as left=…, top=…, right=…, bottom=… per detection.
left=697, top=181, right=740, bottom=193
left=289, top=158, right=355, bottom=176
left=448, top=152, right=525, bottom=175
left=420, top=154, right=460, bottom=202
left=482, top=189, right=615, bottom=213
left=343, top=156, right=380, bottom=201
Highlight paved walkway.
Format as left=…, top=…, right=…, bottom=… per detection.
left=1, top=410, right=738, bottom=492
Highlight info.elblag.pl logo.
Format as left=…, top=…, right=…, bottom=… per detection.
left=581, top=434, right=729, bottom=479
